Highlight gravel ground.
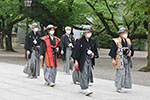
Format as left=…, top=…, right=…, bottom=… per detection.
left=0, top=47, right=150, bottom=86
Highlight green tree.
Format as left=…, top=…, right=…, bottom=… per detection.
left=139, top=0, right=150, bottom=71
left=0, top=0, right=25, bottom=51
left=84, top=0, right=148, bottom=39
left=28, top=0, right=91, bottom=37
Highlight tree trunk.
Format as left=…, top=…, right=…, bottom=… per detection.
left=147, top=0, right=150, bottom=67
left=0, top=32, right=4, bottom=49
left=5, top=28, right=14, bottom=51
left=138, top=0, right=150, bottom=72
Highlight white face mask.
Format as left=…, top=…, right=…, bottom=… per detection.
left=49, top=30, right=55, bottom=35
left=122, top=34, right=128, bottom=38
left=86, top=33, right=92, bottom=38
left=66, top=30, right=71, bottom=34
left=33, top=28, right=38, bottom=32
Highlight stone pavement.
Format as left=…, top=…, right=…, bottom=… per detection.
left=0, top=62, right=150, bottom=100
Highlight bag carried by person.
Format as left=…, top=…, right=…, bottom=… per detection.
left=23, top=58, right=30, bottom=74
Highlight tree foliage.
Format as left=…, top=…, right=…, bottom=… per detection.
left=0, top=0, right=25, bottom=51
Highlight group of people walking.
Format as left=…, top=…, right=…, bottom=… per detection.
left=24, top=23, right=134, bottom=96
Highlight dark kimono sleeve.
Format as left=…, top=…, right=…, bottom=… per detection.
left=59, top=36, right=65, bottom=51
left=37, top=33, right=41, bottom=46
left=40, top=40, right=46, bottom=56
left=71, top=40, right=81, bottom=61
left=130, top=44, right=134, bottom=57
left=71, top=36, right=76, bottom=47
left=108, top=40, right=118, bottom=59
left=24, top=34, right=31, bottom=51
left=94, top=41, right=99, bottom=58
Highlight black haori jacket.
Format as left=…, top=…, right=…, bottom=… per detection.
left=59, top=34, right=75, bottom=61
left=71, top=36, right=99, bottom=72
left=24, top=31, right=41, bottom=58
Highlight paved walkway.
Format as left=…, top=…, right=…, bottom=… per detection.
left=0, top=62, right=150, bottom=100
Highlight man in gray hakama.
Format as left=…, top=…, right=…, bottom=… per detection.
left=60, top=26, right=75, bottom=74
left=109, top=27, right=134, bottom=93
left=79, top=56, right=93, bottom=90
left=115, top=57, right=132, bottom=90
left=24, top=23, right=41, bottom=79
left=72, top=27, right=99, bottom=96
left=28, top=49, right=40, bottom=78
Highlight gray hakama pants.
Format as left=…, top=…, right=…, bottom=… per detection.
left=63, top=48, right=74, bottom=74
left=79, top=56, right=92, bottom=89
left=72, top=68, right=93, bottom=84
left=43, top=51, right=57, bottom=84
left=115, top=57, right=132, bottom=89
left=24, top=49, right=40, bottom=77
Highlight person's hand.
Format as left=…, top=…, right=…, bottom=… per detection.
left=68, top=43, right=73, bottom=47
left=74, top=60, right=79, bottom=67
left=37, top=45, right=40, bottom=49
left=56, top=47, right=59, bottom=52
left=87, top=50, right=92, bottom=55
left=127, top=51, right=131, bottom=57
left=112, top=59, right=116, bottom=66
left=40, top=55, right=44, bottom=60
left=91, top=53, right=94, bottom=58
left=61, top=50, right=64, bottom=55
left=26, top=50, right=30, bottom=56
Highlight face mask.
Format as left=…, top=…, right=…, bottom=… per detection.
left=66, top=30, right=71, bottom=34
left=86, top=33, right=92, bottom=38
left=122, top=34, right=128, bottom=38
left=49, top=30, right=55, bottom=35
left=33, top=28, right=38, bottom=32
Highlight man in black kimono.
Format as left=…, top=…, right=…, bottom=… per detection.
left=60, top=26, right=75, bottom=74
left=109, top=27, right=134, bottom=93
left=71, top=27, right=99, bottom=96
left=24, top=23, right=41, bottom=79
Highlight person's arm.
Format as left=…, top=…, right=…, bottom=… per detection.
left=94, top=41, right=99, bottom=58
left=71, top=36, right=75, bottom=48
left=71, top=40, right=80, bottom=61
left=59, top=36, right=65, bottom=54
left=108, top=40, right=118, bottom=59
left=25, top=34, right=31, bottom=56
left=126, top=39, right=134, bottom=57
left=108, top=40, right=118, bottom=66
left=36, top=33, right=41, bottom=49
left=130, top=44, right=134, bottom=57
left=40, top=40, right=46, bottom=59
left=25, top=35, right=30, bottom=50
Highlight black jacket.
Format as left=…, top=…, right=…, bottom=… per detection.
left=109, top=38, right=134, bottom=59
left=24, top=31, right=41, bottom=58
left=71, top=36, right=99, bottom=72
left=59, top=34, right=75, bottom=60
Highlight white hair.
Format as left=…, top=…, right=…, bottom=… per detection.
left=65, top=26, right=71, bottom=30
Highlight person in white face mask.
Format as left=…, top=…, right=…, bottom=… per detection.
left=71, top=27, right=99, bottom=96
left=24, top=23, right=41, bottom=79
left=40, top=24, right=60, bottom=87
left=108, top=27, right=134, bottom=93
left=59, top=26, right=75, bottom=74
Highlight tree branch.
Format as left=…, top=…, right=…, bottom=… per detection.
left=123, top=16, right=130, bottom=30
left=104, top=0, right=113, bottom=19
left=9, top=16, right=25, bottom=26
left=104, top=0, right=119, bottom=30
left=93, top=28, right=106, bottom=36
left=93, top=0, right=98, bottom=7
left=85, top=0, right=117, bottom=37
left=85, top=0, right=96, bottom=11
